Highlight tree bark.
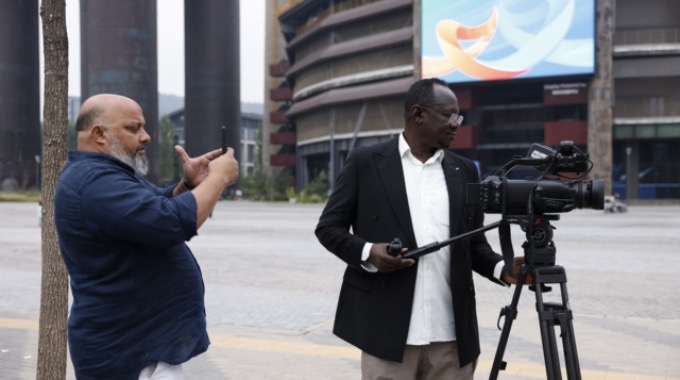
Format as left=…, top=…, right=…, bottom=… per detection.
left=37, top=0, right=69, bottom=379
left=588, top=0, right=616, bottom=195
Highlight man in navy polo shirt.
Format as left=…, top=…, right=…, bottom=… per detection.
left=55, top=94, right=239, bottom=379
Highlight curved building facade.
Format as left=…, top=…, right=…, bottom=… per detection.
left=273, top=0, right=680, bottom=200
left=278, top=0, right=414, bottom=190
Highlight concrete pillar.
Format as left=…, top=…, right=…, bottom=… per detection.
left=587, top=0, right=616, bottom=195
left=184, top=0, right=240, bottom=179
left=0, top=0, right=40, bottom=189
left=81, top=0, right=159, bottom=182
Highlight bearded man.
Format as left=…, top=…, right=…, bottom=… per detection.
left=55, top=94, right=239, bottom=380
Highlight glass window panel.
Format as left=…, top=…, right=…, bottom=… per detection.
left=615, top=125, right=634, bottom=139
left=657, top=124, right=680, bottom=138
left=247, top=144, right=255, bottom=163
left=635, top=125, right=656, bottom=138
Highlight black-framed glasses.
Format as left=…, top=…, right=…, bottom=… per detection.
left=420, top=104, right=464, bottom=125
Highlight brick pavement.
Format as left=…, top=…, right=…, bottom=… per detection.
left=0, top=201, right=679, bottom=379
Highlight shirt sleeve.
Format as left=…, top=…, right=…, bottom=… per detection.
left=494, top=261, right=509, bottom=287
left=360, top=242, right=378, bottom=273
left=80, top=167, right=198, bottom=247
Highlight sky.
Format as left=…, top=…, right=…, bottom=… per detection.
left=62, top=0, right=265, bottom=104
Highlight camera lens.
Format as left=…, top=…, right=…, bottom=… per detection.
left=572, top=179, right=605, bottom=210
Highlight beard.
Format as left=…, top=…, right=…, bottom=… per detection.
left=109, top=137, right=149, bottom=176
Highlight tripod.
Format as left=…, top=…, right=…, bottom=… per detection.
left=398, top=214, right=583, bottom=379
left=489, top=217, right=581, bottom=380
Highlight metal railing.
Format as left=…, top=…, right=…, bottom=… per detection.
left=614, top=28, right=680, bottom=46
left=614, top=97, right=680, bottom=118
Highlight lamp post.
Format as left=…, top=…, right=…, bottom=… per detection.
left=172, top=134, right=180, bottom=183
left=34, top=154, right=40, bottom=191
left=625, top=146, right=635, bottom=200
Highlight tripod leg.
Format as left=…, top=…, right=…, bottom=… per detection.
left=557, top=281, right=582, bottom=379
left=536, top=292, right=563, bottom=379
left=489, top=265, right=529, bottom=380
left=534, top=266, right=582, bottom=380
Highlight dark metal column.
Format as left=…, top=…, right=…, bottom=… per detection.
left=0, top=0, right=40, bottom=189
left=184, top=0, right=241, bottom=170
left=80, top=0, right=159, bottom=181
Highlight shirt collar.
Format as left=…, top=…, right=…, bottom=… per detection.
left=68, top=151, right=136, bottom=174
left=398, top=132, right=445, bottom=164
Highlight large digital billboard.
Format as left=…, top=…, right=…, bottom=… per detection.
left=421, top=0, right=595, bottom=84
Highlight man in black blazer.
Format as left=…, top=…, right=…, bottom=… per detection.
left=316, top=78, right=522, bottom=379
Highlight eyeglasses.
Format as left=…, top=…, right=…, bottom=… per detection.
left=421, top=104, right=464, bottom=125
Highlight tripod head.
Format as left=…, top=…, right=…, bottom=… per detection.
left=502, top=213, right=559, bottom=274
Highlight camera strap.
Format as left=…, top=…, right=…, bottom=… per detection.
left=498, top=219, right=515, bottom=276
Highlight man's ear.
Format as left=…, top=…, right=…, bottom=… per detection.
left=410, top=105, right=424, bottom=124
left=90, top=125, right=108, bottom=145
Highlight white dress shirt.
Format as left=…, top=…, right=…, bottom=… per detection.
left=399, top=134, right=456, bottom=344
left=361, top=133, right=505, bottom=345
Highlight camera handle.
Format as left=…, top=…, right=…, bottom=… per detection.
left=400, top=221, right=502, bottom=259
left=388, top=238, right=402, bottom=256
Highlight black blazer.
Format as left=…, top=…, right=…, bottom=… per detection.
left=315, top=137, right=504, bottom=367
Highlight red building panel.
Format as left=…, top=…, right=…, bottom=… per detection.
left=454, top=88, right=474, bottom=110
left=269, top=60, right=291, bottom=77
left=270, top=132, right=296, bottom=145
left=270, top=153, right=296, bottom=167
left=450, top=125, right=476, bottom=149
left=270, top=110, right=289, bottom=124
left=270, top=87, right=293, bottom=101
left=544, top=120, right=588, bottom=146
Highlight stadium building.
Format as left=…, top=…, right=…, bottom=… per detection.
left=265, top=0, right=680, bottom=200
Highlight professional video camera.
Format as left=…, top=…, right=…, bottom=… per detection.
left=396, top=141, right=605, bottom=379
left=468, top=140, right=605, bottom=215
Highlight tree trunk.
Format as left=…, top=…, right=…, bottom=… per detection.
left=588, top=0, right=615, bottom=195
left=37, top=1, right=69, bottom=379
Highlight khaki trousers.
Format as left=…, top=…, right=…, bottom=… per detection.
left=361, top=341, right=476, bottom=380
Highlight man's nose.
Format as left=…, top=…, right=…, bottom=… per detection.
left=140, top=129, right=151, bottom=143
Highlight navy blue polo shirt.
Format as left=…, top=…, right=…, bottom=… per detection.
left=55, top=151, right=209, bottom=380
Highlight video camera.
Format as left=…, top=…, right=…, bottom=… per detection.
left=400, top=141, right=604, bottom=261
left=468, top=141, right=604, bottom=215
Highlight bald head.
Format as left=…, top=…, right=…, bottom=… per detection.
left=76, top=94, right=140, bottom=132
left=75, top=94, right=149, bottom=175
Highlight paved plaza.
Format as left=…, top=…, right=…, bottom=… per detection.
left=0, top=200, right=679, bottom=379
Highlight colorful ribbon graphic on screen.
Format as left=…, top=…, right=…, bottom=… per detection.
left=422, top=7, right=527, bottom=80
left=422, top=0, right=593, bottom=82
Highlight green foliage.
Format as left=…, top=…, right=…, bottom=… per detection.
left=241, top=168, right=268, bottom=200
left=297, top=171, right=329, bottom=203
left=158, top=116, right=176, bottom=181
left=239, top=123, right=291, bottom=201
left=67, top=122, right=77, bottom=150
left=242, top=167, right=292, bottom=201
left=271, top=169, right=293, bottom=201
left=285, top=185, right=296, bottom=200
left=0, top=190, right=41, bottom=203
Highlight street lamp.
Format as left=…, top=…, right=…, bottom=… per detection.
left=34, top=154, right=40, bottom=191
left=172, top=135, right=180, bottom=183
left=625, top=146, right=634, bottom=200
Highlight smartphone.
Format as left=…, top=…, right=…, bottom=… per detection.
left=221, top=125, right=226, bottom=154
